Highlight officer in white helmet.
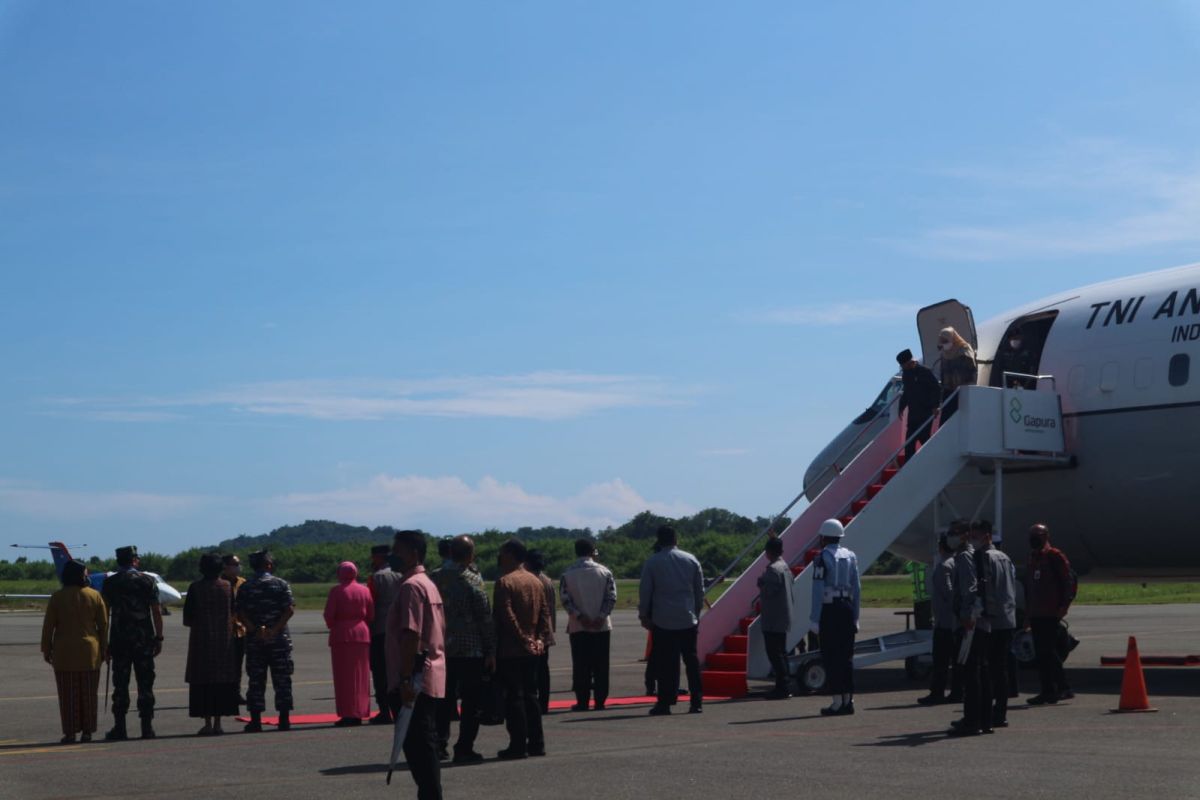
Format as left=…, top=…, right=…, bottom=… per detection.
left=809, top=519, right=861, bottom=715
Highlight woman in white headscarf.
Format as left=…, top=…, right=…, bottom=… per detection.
left=937, top=326, right=977, bottom=422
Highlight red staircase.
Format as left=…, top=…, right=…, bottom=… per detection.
left=698, top=448, right=911, bottom=697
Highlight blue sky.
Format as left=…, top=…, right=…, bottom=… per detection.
left=3, top=2, right=1200, bottom=557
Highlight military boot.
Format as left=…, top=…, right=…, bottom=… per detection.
left=140, top=718, right=156, bottom=739
left=104, top=715, right=127, bottom=741
left=244, top=711, right=263, bottom=733
left=277, top=711, right=291, bottom=731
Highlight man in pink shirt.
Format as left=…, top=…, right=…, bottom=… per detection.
left=386, top=530, right=446, bottom=800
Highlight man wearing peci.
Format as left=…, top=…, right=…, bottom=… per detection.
left=639, top=526, right=705, bottom=716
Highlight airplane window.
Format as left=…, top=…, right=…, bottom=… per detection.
left=1100, top=362, right=1119, bottom=393
left=1169, top=354, right=1190, bottom=387
left=851, top=378, right=900, bottom=425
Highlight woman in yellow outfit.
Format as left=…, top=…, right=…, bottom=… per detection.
left=40, top=560, right=109, bottom=744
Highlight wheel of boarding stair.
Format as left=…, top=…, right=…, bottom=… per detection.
left=904, top=655, right=932, bottom=681
left=799, top=658, right=827, bottom=693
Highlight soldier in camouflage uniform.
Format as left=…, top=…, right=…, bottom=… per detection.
left=235, top=550, right=296, bottom=732
left=102, top=545, right=163, bottom=741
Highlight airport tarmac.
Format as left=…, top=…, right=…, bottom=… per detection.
left=2, top=605, right=1198, bottom=800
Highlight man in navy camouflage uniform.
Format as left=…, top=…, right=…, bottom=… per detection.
left=235, top=550, right=295, bottom=732
left=102, top=545, right=163, bottom=740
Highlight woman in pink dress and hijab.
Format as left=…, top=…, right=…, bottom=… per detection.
left=324, top=561, right=374, bottom=726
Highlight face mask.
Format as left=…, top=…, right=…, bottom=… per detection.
left=1010, top=339, right=1022, bottom=350
left=939, top=342, right=951, bottom=352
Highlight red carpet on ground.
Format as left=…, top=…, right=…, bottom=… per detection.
left=237, top=695, right=732, bottom=726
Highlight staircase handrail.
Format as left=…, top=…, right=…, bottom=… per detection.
left=703, top=390, right=903, bottom=595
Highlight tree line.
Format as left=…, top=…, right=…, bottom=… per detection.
left=0, top=509, right=909, bottom=585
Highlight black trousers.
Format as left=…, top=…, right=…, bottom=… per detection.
left=652, top=625, right=703, bottom=708
left=232, top=635, right=245, bottom=696
left=988, top=629, right=1014, bottom=724
left=498, top=656, right=544, bottom=754
left=762, top=631, right=789, bottom=692
left=1031, top=617, right=1071, bottom=696
left=369, top=632, right=389, bottom=714
left=819, top=600, right=855, bottom=696
left=436, top=656, right=483, bottom=753
left=960, top=627, right=992, bottom=731
left=400, top=692, right=443, bottom=800
left=535, top=651, right=551, bottom=714
left=929, top=626, right=962, bottom=698
left=941, top=392, right=959, bottom=423
left=905, top=414, right=933, bottom=461
left=569, top=631, right=611, bottom=706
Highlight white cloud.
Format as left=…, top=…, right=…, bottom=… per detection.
left=740, top=301, right=918, bottom=326
left=901, top=139, right=1200, bottom=260
left=263, top=474, right=695, bottom=532
left=0, top=481, right=208, bottom=522
left=52, top=371, right=689, bottom=422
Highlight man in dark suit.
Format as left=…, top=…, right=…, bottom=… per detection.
left=897, top=348, right=942, bottom=460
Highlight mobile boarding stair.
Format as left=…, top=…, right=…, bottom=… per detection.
left=697, top=383, right=1071, bottom=697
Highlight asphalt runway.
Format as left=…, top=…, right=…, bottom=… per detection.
left=2, top=605, right=1199, bottom=800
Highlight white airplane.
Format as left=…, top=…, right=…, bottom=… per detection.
left=803, top=261, right=1200, bottom=575
left=4, top=542, right=185, bottom=605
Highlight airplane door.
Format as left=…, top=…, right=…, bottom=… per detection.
left=917, top=299, right=977, bottom=368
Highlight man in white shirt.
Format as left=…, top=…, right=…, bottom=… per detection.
left=560, top=539, right=618, bottom=711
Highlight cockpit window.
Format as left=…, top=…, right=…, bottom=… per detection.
left=852, top=378, right=900, bottom=425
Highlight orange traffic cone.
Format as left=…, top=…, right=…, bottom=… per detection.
left=1112, top=636, right=1158, bottom=713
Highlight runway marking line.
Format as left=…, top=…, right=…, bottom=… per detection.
left=0, top=744, right=105, bottom=756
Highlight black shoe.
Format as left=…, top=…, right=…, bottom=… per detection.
left=980, top=728, right=995, bottom=734
left=946, top=693, right=964, bottom=703
left=497, top=747, right=527, bottom=760
left=820, top=703, right=844, bottom=717
left=648, top=705, right=671, bottom=716
left=528, top=745, right=546, bottom=757
left=277, top=712, right=291, bottom=731
left=689, top=704, right=703, bottom=714
left=452, top=750, right=484, bottom=764
left=370, top=712, right=393, bottom=725
left=80, top=733, right=92, bottom=743
left=60, top=735, right=76, bottom=744
left=765, top=689, right=791, bottom=700
left=948, top=725, right=981, bottom=736
left=1027, top=694, right=1057, bottom=706
left=570, top=702, right=589, bottom=711
left=140, top=719, right=156, bottom=740
left=104, top=722, right=128, bottom=741
left=838, top=700, right=855, bottom=715
left=594, top=702, right=606, bottom=711
left=916, top=693, right=944, bottom=706
left=243, top=721, right=263, bottom=733
left=1058, top=690, right=1075, bottom=701
left=993, top=720, right=1009, bottom=728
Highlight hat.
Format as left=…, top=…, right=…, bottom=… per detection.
left=115, top=545, right=138, bottom=560
left=371, top=544, right=390, bottom=556
left=896, top=349, right=913, bottom=365
left=818, top=519, right=845, bottom=539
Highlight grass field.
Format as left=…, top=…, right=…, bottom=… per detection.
left=6, top=577, right=1200, bottom=612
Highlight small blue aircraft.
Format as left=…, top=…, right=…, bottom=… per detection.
left=5, top=541, right=184, bottom=605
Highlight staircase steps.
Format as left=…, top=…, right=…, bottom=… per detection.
left=723, top=635, right=748, bottom=654
left=738, top=616, right=756, bottom=634
left=706, top=652, right=747, bottom=670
